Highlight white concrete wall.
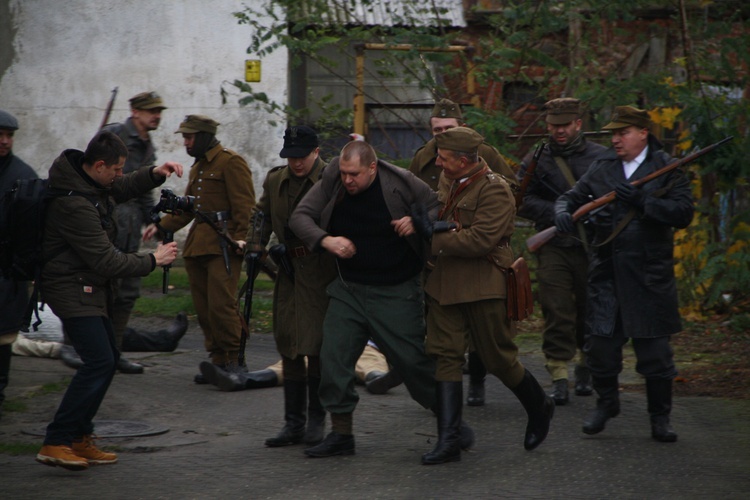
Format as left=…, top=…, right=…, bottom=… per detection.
left=0, top=0, right=288, bottom=197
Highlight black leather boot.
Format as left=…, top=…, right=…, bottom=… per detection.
left=365, top=369, right=403, bottom=395
left=303, top=431, right=355, bottom=457
left=122, top=312, right=188, bottom=352
left=60, top=344, right=84, bottom=370
left=574, top=364, right=594, bottom=396
left=265, top=379, right=307, bottom=447
left=646, top=378, right=677, bottom=443
left=117, top=355, right=144, bottom=374
left=511, top=369, right=555, bottom=451
left=550, top=379, right=569, bottom=406
left=466, top=351, right=486, bottom=406
left=422, top=381, right=463, bottom=464
left=0, top=344, right=11, bottom=419
left=582, top=376, right=620, bottom=435
left=304, top=376, right=326, bottom=445
left=243, top=368, right=279, bottom=389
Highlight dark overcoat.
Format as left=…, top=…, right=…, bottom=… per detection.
left=556, top=138, right=694, bottom=338
left=253, top=157, right=335, bottom=358
left=0, top=154, right=37, bottom=335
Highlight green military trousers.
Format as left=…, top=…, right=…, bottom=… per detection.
left=536, top=244, right=588, bottom=362
left=320, top=277, right=436, bottom=415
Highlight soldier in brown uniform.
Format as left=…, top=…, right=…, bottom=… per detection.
left=415, top=127, right=554, bottom=465
left=409, top=98, right=517, bottom=407
left=144, top=115, right=255, bottom=380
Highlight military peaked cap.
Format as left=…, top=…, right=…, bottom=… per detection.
left=280, top=125, right=319, bottom=158
left=544, top=97, right=582, bottom=125
left=129, top=91, right=167, bottom=110
left=175, top=115, right=219, bottom=135
left=602, top=105, right=651, bottom=130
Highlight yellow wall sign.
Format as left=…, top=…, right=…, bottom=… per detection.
left=245, top=60, right=261, bottom=82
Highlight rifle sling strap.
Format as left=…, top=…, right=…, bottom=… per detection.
left=553, top=155, right=589, bottom=252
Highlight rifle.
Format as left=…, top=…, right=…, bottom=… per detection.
left=526, top=136, right=734, bottom=253
left=99, top=87, right=118, bottom=130
left=193, top=210, right=241, bottom=274
left=239, top=211, right=265, bottom=367
left=514, top=141, right=545, bottom=208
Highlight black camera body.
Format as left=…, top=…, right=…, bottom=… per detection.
left=153, top=188, right=195, bottom=215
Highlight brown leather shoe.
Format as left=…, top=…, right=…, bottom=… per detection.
left=36, top=445, right=89, bottom=471
left=72, top=435, right=118, bottom=464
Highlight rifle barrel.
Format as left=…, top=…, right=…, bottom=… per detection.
left=525, top=136, right=733, bottom=252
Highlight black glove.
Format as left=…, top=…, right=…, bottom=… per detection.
left=554, top=211, right=575, bottom=234
left=411, top=203, right=434, bottom=239
left=411, top=204, right=457, bottom=240
left=615, top=182, right=645, bottom=209
left=433, top=221, right=458, bottom=233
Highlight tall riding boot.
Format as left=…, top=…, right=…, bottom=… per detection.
left=582, top=376, right=620, bottom=435
left=304, top=376, right=326, bottom=445
left=243, top=369, right=279, bottom=389
left=110, top=307, right=143, bottom=374
left=122, top=312, right=188, bottom=352
left=466, top=351, right=486, bottom=406
left=0, top=343, right=11, bottom=419
left=265, top=379, right=307, bottom=447
left=646, top=378, right=677, bottom=443
left=574, top=364, right=594, bottom=396
left=511, top=369, right=555, bottom=451
left=422, top=381, right=463, bottom=465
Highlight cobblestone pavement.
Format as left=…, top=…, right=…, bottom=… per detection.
left=1, top=318, right=749, bottom=499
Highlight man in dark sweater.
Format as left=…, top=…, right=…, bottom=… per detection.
left=290, top=141, right=472, bottom=460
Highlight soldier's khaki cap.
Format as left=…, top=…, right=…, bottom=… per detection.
left=431, top=98, right=463, bottom=121
left=434, top=126, right=483, bottom=152
left=602, top=105, right=651, bottom=130
left=175, top=114, right=219, bottom=135
left=129, top=91, right=167, bottom=110
left=544, top=97, right=582, bottom=125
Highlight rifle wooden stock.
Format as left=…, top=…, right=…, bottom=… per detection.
left=99, top=87, right=118, bottom=130
left=525, top=136, right=733, bottom=253
left=514, top=142, right=545, bottom=208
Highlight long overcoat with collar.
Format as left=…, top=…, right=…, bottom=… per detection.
left=555, top=136, right=694, bottom=338
left=253, top=156, right=335, bottom=358
left=289, top=157, right=439, bottom=261
left=424, top=160, right=516, bottom=306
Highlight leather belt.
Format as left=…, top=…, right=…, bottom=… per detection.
left=289, top=246, right=311, bottom=258
left=197, top=210, right=232, bottom=223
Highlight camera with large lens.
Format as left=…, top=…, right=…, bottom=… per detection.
left=153, top=188, right=195, bottom=215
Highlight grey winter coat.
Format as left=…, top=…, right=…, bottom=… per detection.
left=289, top=157, right=438, bottom=259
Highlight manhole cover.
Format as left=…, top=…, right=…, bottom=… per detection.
left=22, top=420, right=170, bottom=438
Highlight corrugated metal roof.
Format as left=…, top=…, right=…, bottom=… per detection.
left=299, top=0, right=466, bottom=28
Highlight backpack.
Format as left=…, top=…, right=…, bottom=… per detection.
left=0, top=178, right=95, bottom=329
